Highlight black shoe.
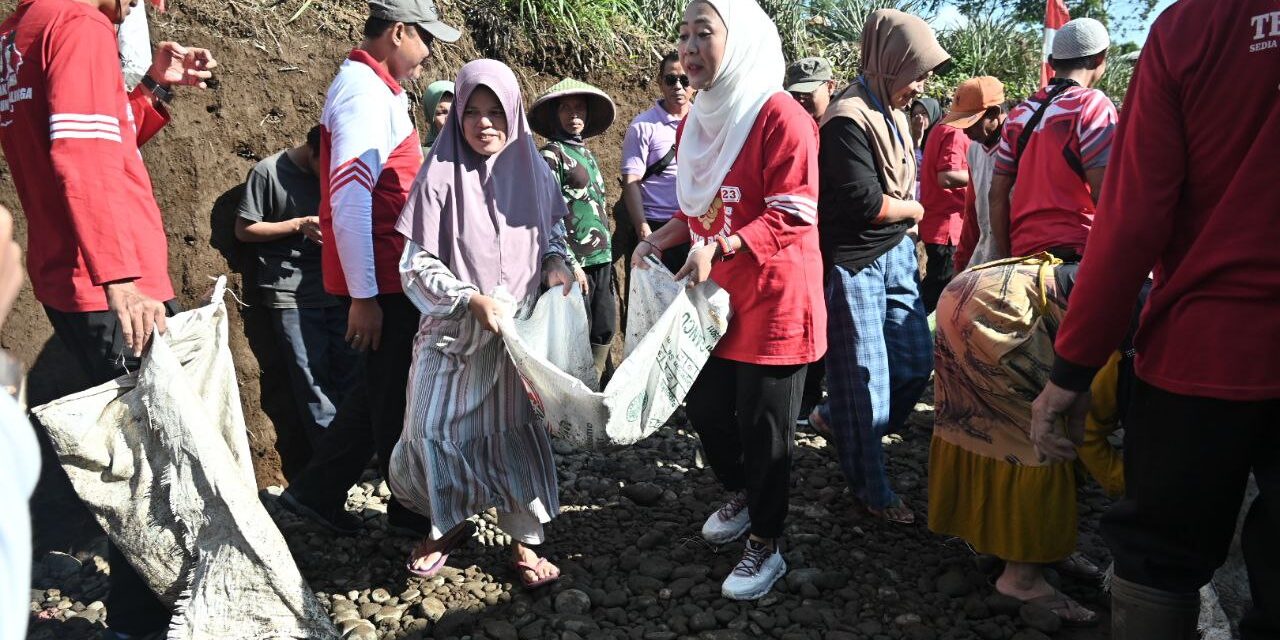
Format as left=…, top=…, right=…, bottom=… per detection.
left=279, top=489, right=363, bottom=535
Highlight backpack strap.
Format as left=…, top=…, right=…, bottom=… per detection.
left=1013, top=79, right=1080, bottom=168
left=640, top=143, right=677, bottom=182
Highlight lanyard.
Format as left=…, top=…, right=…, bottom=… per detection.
left=858, top=76, right=905, bottom=149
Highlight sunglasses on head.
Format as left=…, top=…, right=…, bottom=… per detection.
left=663, top=74, right=691, bottom=88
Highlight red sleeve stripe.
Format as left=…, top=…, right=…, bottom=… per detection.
left=331, top=170, right=373, bottom=194
left=331, top=158, right=374, bottom=191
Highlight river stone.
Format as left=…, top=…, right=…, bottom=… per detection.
left=418, top=597, right=446, bottom=621
left=518, top=619, right=547, bottom=640
left=331, top=608, right=360, bottom=625
left=373, top=604, right=404, bottom=623
left=936, top=570, right=971, bottom=597
left=790, top=606, right=823, bottom=626
left=622, top=482, right=664, bottom=506
left=690, top=611, right=717, bottom=631
left=784, top=568, right=822, bottom=591
left=482, top=619, right=520, bottom=640
left=555, top=588, right=592, bottom=615
left=340, top=619, right=376, bottom=640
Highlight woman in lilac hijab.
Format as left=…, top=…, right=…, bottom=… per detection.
left=388, top=59, right=574, bottom=588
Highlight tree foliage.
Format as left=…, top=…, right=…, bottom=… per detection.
left=919, top=0, right=1161, bottom=37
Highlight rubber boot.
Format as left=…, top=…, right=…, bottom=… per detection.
left=591, top=344, right=610, bottom=385
left=1110, top=575, right=1201, bottom=640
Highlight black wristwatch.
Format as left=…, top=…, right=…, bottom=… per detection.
left=140, top=74, right=173, bottom=104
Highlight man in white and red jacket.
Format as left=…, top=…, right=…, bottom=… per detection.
left=0, top=0, right=214, bottom=635
left=278, top=0, right=460, bottom=539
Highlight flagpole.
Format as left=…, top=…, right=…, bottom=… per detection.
left=1042, top=0, right=1071, bottom=88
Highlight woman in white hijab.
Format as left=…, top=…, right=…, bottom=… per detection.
left=632, top=0, right=826, bottom=601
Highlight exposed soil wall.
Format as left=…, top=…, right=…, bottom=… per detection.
left=0, top=0, right=662, bottom=547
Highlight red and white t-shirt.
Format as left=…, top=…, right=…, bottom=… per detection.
left=994, top=84, right=1116, bottom=257
left=319, top=50, right=423, bottom=298
left=918, top=124, right=969, bottom=246
left=0, top=0, right=173, bottom=312
left=675, top=93, right=826, bottom=366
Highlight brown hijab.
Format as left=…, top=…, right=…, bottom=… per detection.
left=822, top=9, right=949, bottom=200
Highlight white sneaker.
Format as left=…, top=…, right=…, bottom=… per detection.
left=701, top=493, right=750, bottom=544
left=721, top=538, right=786, bottom=600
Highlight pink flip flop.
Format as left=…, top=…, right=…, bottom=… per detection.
left=405, top=521, right=476, bottom=578
left=514, top=557, right=561, bottom=589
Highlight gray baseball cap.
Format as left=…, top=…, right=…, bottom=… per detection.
left=785, top=57, right=834, bottom=93
left=368, top=0, right=461, bottom=43
left=1052, top=17, right=1109, bottom=60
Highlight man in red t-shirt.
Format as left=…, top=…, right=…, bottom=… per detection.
left=0, top=0, right=214, bottom=635
left=917, top=103, right=969, bottom=311
left=988, top=18, right=1116, bottom=262
left=1031, top=3, right=1280, bottom=638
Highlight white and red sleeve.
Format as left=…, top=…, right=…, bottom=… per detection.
left=323, top=89, right=390, bottom=299
left=44, top=14, right=139, bottom=286
left=736, top=101, right=820, bottom=264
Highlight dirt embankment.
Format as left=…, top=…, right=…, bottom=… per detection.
left=0, top=0, right=664, bottom=548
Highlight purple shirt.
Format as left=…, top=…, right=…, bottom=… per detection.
left=621, top=100, right=683, bottom=222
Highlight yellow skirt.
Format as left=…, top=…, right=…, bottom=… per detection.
left=927, top=255, right=1078, bottom=563
left=928, top=437, right=1078, bottom=563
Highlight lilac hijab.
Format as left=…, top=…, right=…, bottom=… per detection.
left=396, top=59, right=568, bottom=301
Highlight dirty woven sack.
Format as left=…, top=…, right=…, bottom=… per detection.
left=501, top=260, right=730, bottom=449
left=32, top=278, right=338, bottom=640
left=117, top=4, right=151, bottom=88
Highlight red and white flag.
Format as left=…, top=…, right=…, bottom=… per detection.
left=1041, top=0, right=1071, bottom=88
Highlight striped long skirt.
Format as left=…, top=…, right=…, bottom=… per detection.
left=389, top=312, right=560, bottom=541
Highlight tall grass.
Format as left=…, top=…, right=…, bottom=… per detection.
left=934, top=17, right=1041, bottom=103
left=458, top=0, right=1133, bottom=101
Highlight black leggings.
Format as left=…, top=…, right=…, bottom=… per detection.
left=1103, top=379, right=1280, bottom=640
left=686, top=357, right=807, bottom=539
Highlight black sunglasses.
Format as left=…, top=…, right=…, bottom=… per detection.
left=663, top=74, right=691, bottom=88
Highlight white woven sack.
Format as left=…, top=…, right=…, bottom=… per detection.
left=501, top=261, right=730, bottom=449
left=32, top=278, right=338, bottom=640
left=118, top=4, right=151, bottom=89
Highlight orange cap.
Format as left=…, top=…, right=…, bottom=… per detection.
left=940, top=76, right=1005, bottom=130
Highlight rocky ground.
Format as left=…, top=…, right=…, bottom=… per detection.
left=26, top=390, right=1116, bottom=640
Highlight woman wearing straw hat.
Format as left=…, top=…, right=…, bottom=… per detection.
left=530, top=79, right=618, bottom=382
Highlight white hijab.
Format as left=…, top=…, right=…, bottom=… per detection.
left=676, top=0, right=785, bottom=218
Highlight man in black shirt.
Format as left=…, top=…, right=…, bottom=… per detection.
left=236, top=126, right=359, bottom=446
